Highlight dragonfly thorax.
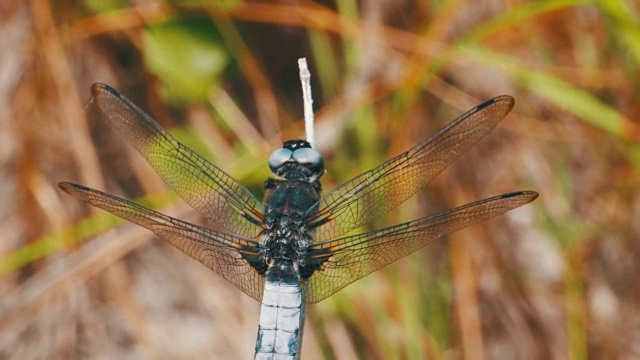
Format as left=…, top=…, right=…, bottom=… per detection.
left=261, top=211, right=310, bottom=263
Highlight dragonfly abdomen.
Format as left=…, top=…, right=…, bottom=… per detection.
left=255, top=260, right=306, bottom=359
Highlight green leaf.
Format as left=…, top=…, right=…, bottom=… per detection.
left=597, top=0, right=640, bottom=66
left=459, top=46, right=627, bottom=137
left=144, top=18, right=229, bottom=106
left=459, top=0, right=592, bottom=44
left=84, top=0, right=128, bottom=13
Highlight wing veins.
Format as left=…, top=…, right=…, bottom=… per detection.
left=304, top=191, right=537, bottom=302
left=91, top=84, right=264, bottom=238
left=59, top=182, right=265, bottom=301
left=308, top=96, right=515, bottom=241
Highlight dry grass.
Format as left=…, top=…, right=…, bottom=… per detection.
left=1, top=0, right=639, bottom=359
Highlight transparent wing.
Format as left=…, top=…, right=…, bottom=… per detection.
left=304, top=191, right=537, bottom=303
left=91, top=83, right=264, bottom=238
left=308, top=96, right=515, bottom=242
left=60, top=182, right=265, bottom=301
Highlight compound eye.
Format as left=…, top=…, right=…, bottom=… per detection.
left=268, top=148, right=293, bottom=173
left=292, top=147, right=324, bottom=174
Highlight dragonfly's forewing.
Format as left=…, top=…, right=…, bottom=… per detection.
left=304, top=191, right=537, bottom=303
left=308, top=96, right=515, bottom=242
left=90, top=84, right=264, bottom=238
left=60, top=182, right=265, bottom=301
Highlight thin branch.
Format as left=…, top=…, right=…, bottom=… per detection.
left=298, top=58, right=315, bottom=147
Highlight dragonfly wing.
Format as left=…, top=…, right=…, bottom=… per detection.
left=304, top=191, right=537, bottom=303
left=90, top=83, right=264, bottom=238
left=60, top=182, right=265, bottom=301
left=309, top=96, right=515, bottom=241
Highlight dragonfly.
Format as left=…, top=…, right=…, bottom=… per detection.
left=60, top=83, right=537, bottom=359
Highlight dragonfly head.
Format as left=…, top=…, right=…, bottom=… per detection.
left=269, top=140, right=324, bottom=181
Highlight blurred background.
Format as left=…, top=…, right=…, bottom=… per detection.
left=1, top=0, right=639, bottom=359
